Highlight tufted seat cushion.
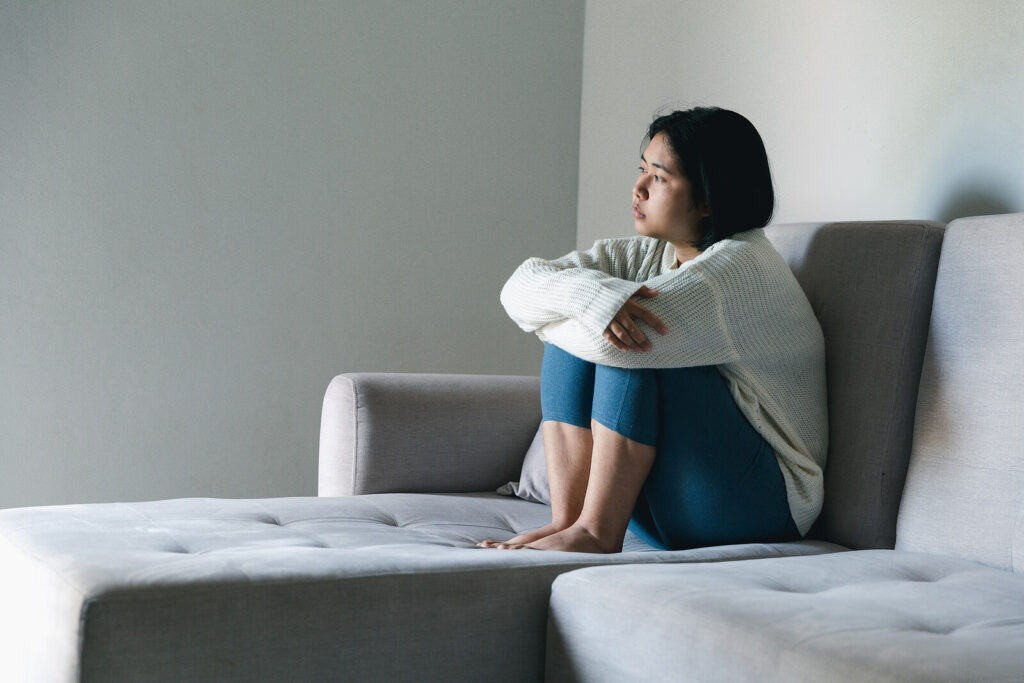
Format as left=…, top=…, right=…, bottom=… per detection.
left=0, top=493, right=839, bottom=682
left=547, top=551, right=1024, bottom=682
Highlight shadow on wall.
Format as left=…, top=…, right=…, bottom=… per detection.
left=934, top=185, right=1019, bottom=223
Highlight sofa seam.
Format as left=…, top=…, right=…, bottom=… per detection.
left=881, top=224, right=942, bottom=548
left=80, top=549, right=829, bottom=604
left=347, top=375, right=360, bottom=497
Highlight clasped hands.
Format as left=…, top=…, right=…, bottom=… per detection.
left=602, top=286, right=668, bottom=352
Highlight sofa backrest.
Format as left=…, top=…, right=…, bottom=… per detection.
left=896, top=214, right=1024, bottom=572
left=766, top=221, right=944, bottom=549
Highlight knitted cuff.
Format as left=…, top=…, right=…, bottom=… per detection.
left=574, top=278, right=644, bottom=334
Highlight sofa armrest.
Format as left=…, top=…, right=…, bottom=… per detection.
left=318, top=372, right=541, bottom=496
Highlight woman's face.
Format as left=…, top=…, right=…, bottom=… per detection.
left=632, top=132, right=706, bottom=250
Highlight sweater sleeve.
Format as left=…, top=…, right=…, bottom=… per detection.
left=499, top=238, right=653, bottom=335
left=536, top=262, right=740, bottom=369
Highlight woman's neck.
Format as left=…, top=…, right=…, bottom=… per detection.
left=672, top=243, right=702, bottom=268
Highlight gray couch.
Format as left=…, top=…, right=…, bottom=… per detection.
left=546, top=214, right=1024, bottom=682
left=2, top=215, right=1017, bottom=682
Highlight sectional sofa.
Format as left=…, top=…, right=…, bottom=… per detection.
left=546, top=214, right=1024, bottom=682
left=0, top=215, right=1021, bottom=682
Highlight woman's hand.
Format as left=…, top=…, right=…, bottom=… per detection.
left=603, top=286, right=668, bottom=352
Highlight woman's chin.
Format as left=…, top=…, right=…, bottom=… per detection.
left=633, top=220, right=655, bottom=237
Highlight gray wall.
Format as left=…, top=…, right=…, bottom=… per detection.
left=577, top=0, right=1024, bottom=247
left=1, top=1, right=584, bottom=507
left=7, top=0, right=1022, bottom=510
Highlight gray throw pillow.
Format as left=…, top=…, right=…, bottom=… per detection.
left=496, top=424, right=550, bottom=505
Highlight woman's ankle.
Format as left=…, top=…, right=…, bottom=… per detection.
left=573, top=521, right=625, bottom=553
left=548, top=517, right=576, bottom=532
left=571, top=511, right=630, bottom=553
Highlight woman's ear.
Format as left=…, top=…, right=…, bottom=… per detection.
left=699, top=201, right=711, bottom=217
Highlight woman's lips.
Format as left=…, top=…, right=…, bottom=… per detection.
left=633, top=204, right=645, bottom=219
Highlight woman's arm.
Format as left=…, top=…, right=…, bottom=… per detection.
left=538, top=265, right=740, bottom=369
left=499, top=237, right=660, bottom=334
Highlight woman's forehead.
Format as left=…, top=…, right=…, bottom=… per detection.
left=642, top=133, right=679, bottom=173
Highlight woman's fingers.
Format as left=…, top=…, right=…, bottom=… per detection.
left=634, top=286, right=659, bottom=299
left=623, top=300, right=668, bottom=338
left=628, top=301, right=668, bottom=336
left=603, top=328, right=631, bottom=351
left=607, top=316, right=650, bottom=351
left=603, top=319, right=641, bottom=351
left=603, top=325, right=630, bottom=351
left=621, top=317, right=651, bottom=349
left=603, top=296, right=668, bottom=351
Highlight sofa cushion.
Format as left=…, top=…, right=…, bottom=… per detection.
left=497, top=424, right=551, bottom=504
left=765, top=221, right=944, bottom=549
left=0, top=494, right=841, bottom=682
left=896, top=214, right=1024, bottom=571
left=547, top=551, right=1024, bottom=682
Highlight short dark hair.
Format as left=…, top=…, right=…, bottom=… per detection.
left=644, top=107, right=774, bottom=250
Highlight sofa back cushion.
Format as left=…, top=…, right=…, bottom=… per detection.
left=896, top=214, right=1024, bottom=571
left=766, top=221, right=944, bottom=549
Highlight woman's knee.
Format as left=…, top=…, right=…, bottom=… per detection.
left=590, top=365, right=659, bottom=446
left=541, top=344, right=596, bottom=429
left=542, top=419, right=594, bottom=447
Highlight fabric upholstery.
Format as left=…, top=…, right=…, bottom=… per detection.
left=0, top=495, right=840, bottom=682
left=318, top=372, right=540, bottom=496
left=765, top=221, right=944, bottom=549
left=497, top=424, right=550, bottom=504
left=547, top=551, right=1024, bottom=683
left=0, top=533, right=83, bottom=682
left=896, top=214, right=1024, bottom=571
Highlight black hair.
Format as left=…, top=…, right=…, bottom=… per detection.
left=644, top=107, right=774, bottom=251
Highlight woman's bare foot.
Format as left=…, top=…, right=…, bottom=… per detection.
left=476, top=522, right=567, bottom=549
left=524, top=523, right=620, bottom=554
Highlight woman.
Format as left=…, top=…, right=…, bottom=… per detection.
left=479, top=107, right=827, bottom=553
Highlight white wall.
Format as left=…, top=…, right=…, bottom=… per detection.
left=0, top=1, right=584, bottom=507
left=577, top=0, right=1024, bottom=247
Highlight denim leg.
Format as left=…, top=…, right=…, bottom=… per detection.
left=540, top=344, right=595, bottom=429
left=541, top=344, right=658, bottom=444
left=627, top=365, right=800, bottom=550
left=590, top=364, right=659, bottom=447
left=541, top=345, right=797, bottom=550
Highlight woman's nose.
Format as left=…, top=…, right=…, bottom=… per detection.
left=633, top=177, right=648, bottom=200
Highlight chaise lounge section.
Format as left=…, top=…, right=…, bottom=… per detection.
left=0, top=218, right=945, bottom=681
left=546, top=214, right=1024, bottom=682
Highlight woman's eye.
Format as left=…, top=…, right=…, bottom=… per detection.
left=638, top=166, right=664, bottom=183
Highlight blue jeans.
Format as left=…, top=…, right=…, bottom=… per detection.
left=541, top=343, right=799, bottom=550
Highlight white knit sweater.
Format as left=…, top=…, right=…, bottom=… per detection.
left=500, top=228, right=828, bottom=535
